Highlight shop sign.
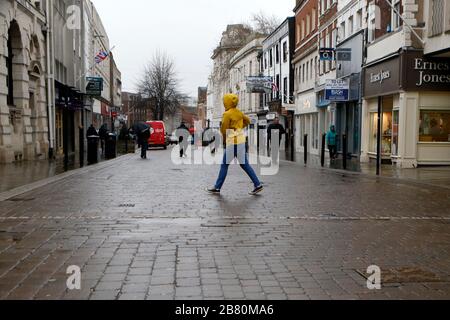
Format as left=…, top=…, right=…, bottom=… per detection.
left=320, top=48, right=335, bottom=61
left=363, top=56, right=401, bottom=98
left=403, top=51, right=450, bottom=91
left=86, top=77, right=103, bottom=96
left=325, top=79, right=349, bottom=101
left=246, top=76, right=273, bottom=93
left=370, top=70, right=391, bottom=84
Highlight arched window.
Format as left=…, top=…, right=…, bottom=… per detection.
left=6, top=20, right=21, bottom=106
left=6, top=27, right=14, bottom=106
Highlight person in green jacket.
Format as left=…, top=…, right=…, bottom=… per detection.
left=326, top=125, right=337, bottom=160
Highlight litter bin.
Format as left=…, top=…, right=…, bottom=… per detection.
left=105, top=133, right=117, bottom=160
left=87, top=135, right=99, bottom=165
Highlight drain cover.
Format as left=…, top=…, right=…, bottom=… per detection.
left=119, top=204, right=135, bottom=208
left=356, top=267, right=443, bottom=284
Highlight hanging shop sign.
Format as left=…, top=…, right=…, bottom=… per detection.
left=86, top=77, right=103, bottom=96
left=320, top=48, right=335, bottom=61
left=246, top=76, right=273, bottom=93
left=325, top=79, right=350, bottom=101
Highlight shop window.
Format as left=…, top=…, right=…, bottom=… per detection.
left=392, top=110, right=399, bottom=156
left=419, top=110, right=450, bottom=142
left=370, top=111, right=394, bottom=155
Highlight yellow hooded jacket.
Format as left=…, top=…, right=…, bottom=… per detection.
left=221, top=94, right=250, bottom=146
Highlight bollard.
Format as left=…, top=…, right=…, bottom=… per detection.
left=304, top=134, right=308, bottom=166
left=321, top=133, right=326, bottom=167
left=343, top=134, right=348, bottom=170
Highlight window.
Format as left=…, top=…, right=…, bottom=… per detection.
left=310, top=59, right=314, bottom=79
left=6, top=27, right=14, bottom=106
left=264, top=52, right=268, bottom=70
left=275, top=44, right=280, bottom=64
left=306, top=14, right=311, bottom=35
left=306, top=61, right=309, bottom=81
left=391, top=0, right=402, bottom=31
left=314, top=57, right=318, bottom=78
left=312, top=9, right=316, bottom=31
left=348, top=16, right=354, bottom=36
left=301, top=19, right=305, bottom=39
left=392, top=110, right=399, bottom=156
left=331, top=28, right=337, bottom=69
left=340, top=22, right=346, bottom=41
left=269, top=49, right=273, bottom=68
left=276, top=75, right=280, bottom=100
left=356, top=9, right=363, bottom=30
left=420, top=110, right=450, bottom=142
left=296, top=23, right=300, bottom=43
left=302, top=63, right=305, bottom=83
left=298, top=65, right=302, bottom=86
left=283, top=41, right=288, bottom=63
left=283, top=77, right=288, bottom=103
left=430, top=0, right=444, bottom=36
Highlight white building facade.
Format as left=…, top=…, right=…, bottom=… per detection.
left=0, top=0, right=49, bottom=163
left=229, top=37, right=265, bottom=151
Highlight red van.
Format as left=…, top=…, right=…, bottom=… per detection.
left=146, top=121, right=168, bottom=149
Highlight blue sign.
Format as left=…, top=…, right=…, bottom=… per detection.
left=326, top=89, right=349, bottom=101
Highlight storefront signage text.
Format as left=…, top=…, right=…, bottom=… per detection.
left=370, top=70, right=391, bottom=84
left=414, top=58, right=450, bottom=86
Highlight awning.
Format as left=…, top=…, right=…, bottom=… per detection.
left=317, top=100, right=330, bottom=108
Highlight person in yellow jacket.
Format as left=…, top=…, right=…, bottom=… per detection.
left=207, top=94, right=263, bottom=195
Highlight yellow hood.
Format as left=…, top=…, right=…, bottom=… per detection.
left=220, top=94, right=250, bottom=146
left=223, top=94, right=239, bottom=111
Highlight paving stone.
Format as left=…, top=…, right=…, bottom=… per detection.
left=1, top=150, right=449, bottom=301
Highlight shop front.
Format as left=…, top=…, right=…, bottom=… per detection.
left=295, top=91, right=320, bottom=156
left=362, top=49, right=450, bottom=167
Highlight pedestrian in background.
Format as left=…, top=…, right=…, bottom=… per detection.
left=98, top=123, right=108, bottom=156
left=86, top=124, right=98, bottom=138
left=177, top=122, right=189, bottom=158
left=327, top=125, right=337, bottom=160
left=138, top=124, right=151, bottom=159
left=267, top=117, right=286, bottom=156
left=207, top=94, right=263, bottom=196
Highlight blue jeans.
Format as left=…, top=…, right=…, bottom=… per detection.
left=214, top=144, right=261, bottom=190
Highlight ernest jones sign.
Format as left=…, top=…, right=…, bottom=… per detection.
left=363, top=51, right=450, bottom=98
left=403, top=52, right=450, bottom=90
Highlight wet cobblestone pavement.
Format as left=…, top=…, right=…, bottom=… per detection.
left=0, top=147, right=450, bottom=300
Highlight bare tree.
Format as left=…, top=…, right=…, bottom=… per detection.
left=137, top=51, right=182, bottom=121
left=249, top=11, right=282, bottom=35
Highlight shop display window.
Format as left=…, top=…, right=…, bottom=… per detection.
left=420, top=110, right=450, bottom=143
left=369, top=111, right=394, bottom=155
left=392, top=110, right=399, bottom=156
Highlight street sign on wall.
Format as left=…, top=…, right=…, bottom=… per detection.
left=325, top=79, right=350, bottom=101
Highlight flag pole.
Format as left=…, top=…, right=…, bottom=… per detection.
left=76, top=45, right=116, bottom=84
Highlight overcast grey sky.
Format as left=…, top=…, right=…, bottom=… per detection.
left=91, top=0, right=295, bottom=98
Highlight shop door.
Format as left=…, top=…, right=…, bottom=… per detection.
left=284, top=112, right=295, bottom=161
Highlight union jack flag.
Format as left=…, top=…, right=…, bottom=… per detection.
left=95, top=50, right=109, bottom=64
left=271, top=82, right=279, bottom=92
